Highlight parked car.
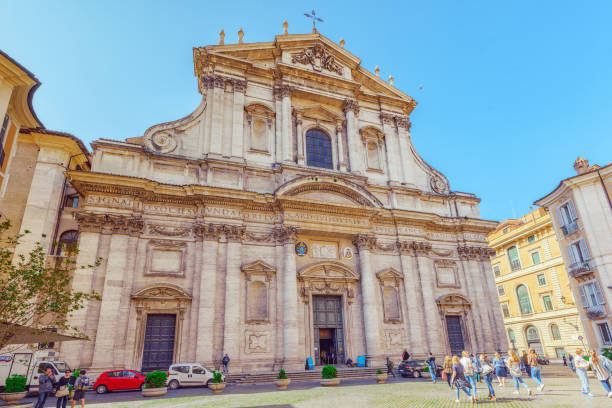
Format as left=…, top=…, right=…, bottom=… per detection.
left=94, top=370, right=146, bottom=394
left=398, top=360, right=442, bottom=378
left=166, top=363, right=223, bottom=389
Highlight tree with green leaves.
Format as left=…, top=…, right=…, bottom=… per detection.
left=0, top=219, right=100, bottom=352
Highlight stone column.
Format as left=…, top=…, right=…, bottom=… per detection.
left=477, top=249, right=503, bottom=352
left=231, top=79, right=246, bottom=158
left=353, top=234, right=381, bottom=365
left=457, top=246, right=484, bottom=352
left=201, top=76, right=215, bottom=154
left=222, top=225, right=245, bottom=368
left=277, top=226, right=301, bottom=369
left=209, top=75, right=226, bottom=155
left=397, top=241, right=424, bottom=351
left=343, top=99, right=363, bottom=174
left=295, top=113, right=304, bottom=165
left=336, top=121, right=346, bottom=171
left=395, top=116, right=415, bottom=186
left=380, top=113, right=402, bottom=185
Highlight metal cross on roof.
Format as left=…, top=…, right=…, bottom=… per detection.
left=304, top=10, right=324, bottom=29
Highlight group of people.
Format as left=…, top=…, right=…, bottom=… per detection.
left=572, top=348, right=612, bottom=397
left=36, top=367, right=90, bottom=408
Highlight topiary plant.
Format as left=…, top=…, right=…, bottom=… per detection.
left=211, top=371, right=224, bottom=383
left=321, top=365, right=337, bottom=379
left=5, top=374, right=27, bottom=393
left=376, top=369, right=382, bottom=375
left=277, top=369, right=288, bottom=380
left=144, top=371, right=167, bottom=389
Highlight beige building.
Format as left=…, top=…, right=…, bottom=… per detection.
left=488, top=208, right=586, bottom=359
left=61, top=28, right=505, bottom=374
left=535, top=158, right=612, bottom=350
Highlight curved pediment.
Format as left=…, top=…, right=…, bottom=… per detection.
left=275, top=175, right=383, bottom=208
left=436, top=293, right=471, bottom=307
left=131, top=284, right=192, bottom=300
left=298, top=261, right=359, bottom=282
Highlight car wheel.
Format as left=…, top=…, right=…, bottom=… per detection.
left=206, top=379, right=212, bottom=388
left=413, top=371, right=421, bottom=378
left=96, top=385, right=107, bottom=394
left=168, top=380, right=180, bottom=390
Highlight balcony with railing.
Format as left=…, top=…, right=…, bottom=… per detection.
left=568, top=259, right=595, bottom=278
left=561, top=221, right=579, bottom=236
left=509, top=259, right=521, bottom=271
left=586, top=304, right=606, bottom=319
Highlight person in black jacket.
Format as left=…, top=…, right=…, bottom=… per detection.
left=222, top=353, right=230, bottom=375
left=55, top=370, right=75, bottom=408
left=402, top=349, right=410, bottom=361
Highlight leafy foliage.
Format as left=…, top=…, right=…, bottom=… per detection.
left=211, top=371, right=224, bottom=383
left=277, top=369, right=288, bottom=380
left=376, top=369, right=382, bottom=375
left=0, top=220, right=101, bottom=351
left=4, top=374, right=27, bottom=393
left=144, top=371, right=167, bottom=389
left=321, top=365, right=337, bottom=379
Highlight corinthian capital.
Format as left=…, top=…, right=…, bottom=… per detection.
left=343, top=99, right=359, bottom=115
left=457, top=245, right=493, bottom=260
left=352, top=234, right=376, bottom=251
left=394, top=116, right=412, bottom=131
left=273, top=85, right=292, bottom=99
left=75, top=212, right=144, bottom=236
left=274, top=225, right=299, bottom=244
left=223, top=224, right=246, bottom=242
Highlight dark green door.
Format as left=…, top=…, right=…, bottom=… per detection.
left=313, top=296, right=344, bottom=365
left=142, top=314, right=176, bottom=372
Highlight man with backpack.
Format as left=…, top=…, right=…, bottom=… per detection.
left=72, top=370, right=89, bottom=408
left=427, top=353, right=437, bottom=383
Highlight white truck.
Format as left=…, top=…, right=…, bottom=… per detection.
left=0, top=350, right=71, bottom=392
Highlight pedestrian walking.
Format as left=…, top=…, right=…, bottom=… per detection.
left=568, top=353, right=575, bottom=371
left=71, top=370, right=89, bottom=408
left=479, top=354, right=497, bottom=401
left=443, top=356, right=453, bottom=388
left=528, top=348, right=544, bottom=391
left=427, top=352, right=437, bottom=383
left=222, top=353, right=230, bottom=374
left=574, top=349, right=593, bottom=397
left=330, top=350, right=337, bottom=365
left=35, top=366, right=56, bottom=408
left=472, top=354, right=482, bottom=382
left=451, top=355, right=474, bottom=403
left=493, top=352, right=506, bottom=387
left=55, top=369, right=74, bottom=408
left=521, top=350, right=531, bottom=377
left=562, top=354, right=567, bottom=366
left=402, top=349, right=410, bottom=361
left=386, top=357, right=396, bottom=378
left=460, top=350, right=478, bottom=399
left=506, top=350, right=532, bottom=395
left=588, top=349, right=612, bottom=398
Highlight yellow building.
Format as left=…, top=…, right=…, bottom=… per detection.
left=487, top=208, right=586, bottom=359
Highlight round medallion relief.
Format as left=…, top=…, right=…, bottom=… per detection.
left=151, top=131, right=178, bottom=153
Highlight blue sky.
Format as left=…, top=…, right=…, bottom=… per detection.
left=2, top=1, right=611, bottom=221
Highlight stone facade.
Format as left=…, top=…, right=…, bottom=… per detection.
left=63, top=30, right=504, bottom=373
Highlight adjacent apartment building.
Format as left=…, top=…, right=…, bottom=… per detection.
left=535, top=158, right=612, bottom=350
left=488, top=208, right=586, bottom=359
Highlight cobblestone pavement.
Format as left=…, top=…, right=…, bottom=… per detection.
left=20, top=366, right=610, bottom=408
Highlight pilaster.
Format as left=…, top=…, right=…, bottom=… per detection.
left=343, top=99, right=362, bottom=174
left=295, top=112, right=304, bottom=165
left=397, top=241, right=425, bottom=351
left=222, top=225, right=245, bottom=366
left=275, top=85, right=293, bottom=163
left=381, top=113, right=402, bottom=185
left=209, top=75, right=226, bottom=155
left=231, top=79, right=246, bottom=158
left=395, top=116, right=414, bottom=186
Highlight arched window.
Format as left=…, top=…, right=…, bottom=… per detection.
left=305, top=129, right=333, bottom=169
left=508, top=328, right=515, bottom=342
left=507, top=246, right=521, bottom=271
left=56, top=230, right=78, bottom=256
left=551, top=324, right=561, bottom=340
left=516, top=284, right=533, bottom=314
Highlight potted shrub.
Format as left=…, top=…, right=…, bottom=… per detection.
left=141, top=371, right=168, bottom=397
left=0, top=374, right=27, bottom=404
left=375, top=368, right=388, bottom=384
left=208, top=371, right=226, bottom=394
left=320, top=365, right=340, bottom=386
left=275, top=369, right=291, bottom=390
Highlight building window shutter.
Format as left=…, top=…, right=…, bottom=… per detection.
left=555, top=207, right=566, bottom=227
left=566, top=243, right=577, bottom=265
left=593, top=280, right=605, bottom=305
left=567, top=200, right=578, bottom=221
left=578, top=284, right=589, bottom=308
left=578, top=239, right=591, bottom=260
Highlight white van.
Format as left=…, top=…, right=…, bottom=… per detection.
left=166, top=363, right=223, bottom=389
left=0, top=350, right=71, bottom=392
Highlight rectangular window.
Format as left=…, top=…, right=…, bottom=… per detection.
left=555, top=348, right=566, bottom=358
left=537, top=273, right=547, bottom=286
left=507, top=246, right=521, bottom=271
left=501, top=304, right=510, bottom=318
left=527, top=235, right=536, bottom=243
left=542, top=295, right=553, bottom=311
left=598, top=323, right=612, bottom=345
left=578, top=280, right=605, bottom=308
left=558, top=200, right=578, bottom=235
left=493, top=265, right=501, bottom=278
left=531, top=251, right=541, bottom=265
left=497, top=285, right=506, bottom=296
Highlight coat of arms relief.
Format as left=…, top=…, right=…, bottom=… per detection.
left=291, top=44, right=344, bottom=75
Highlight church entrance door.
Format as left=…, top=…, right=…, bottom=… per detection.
left=445, top=315, right=465, bottom=357
left=313, top=295, right=344, bottom=365
left=141, top=314, right=176, bottom=372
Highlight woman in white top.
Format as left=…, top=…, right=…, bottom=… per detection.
left=574, top=349, right=593, bottom=397
left=588, top=349, right=612, bottom=398
left=505, top=350, right=532, bottom=395
left=459, top=350, right=477, bottom=400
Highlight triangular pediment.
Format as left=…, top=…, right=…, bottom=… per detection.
left=376, top=267, right=404, bottom=281
left=242, top=260, right=276, bottom=273
left=294, top=105, right=341, bottom=123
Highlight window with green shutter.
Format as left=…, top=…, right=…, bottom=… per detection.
left=507, top=246, right=521, bottom=271
left=516, top=284, right=533, bottom=314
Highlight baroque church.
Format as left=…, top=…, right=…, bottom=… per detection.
left=63, top=27, right=506, bottom=373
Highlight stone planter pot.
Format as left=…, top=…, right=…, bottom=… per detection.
left=320, top=378, right=341, bottom=386
left=275, top=378, right=291, bottom=390
left=208, top=382, right=226, bottom=394
left=375, top=373, right=388, bottom=384
left=0, top=391, right=27, bottom=405
left=141, top=387, right=167, bottom=397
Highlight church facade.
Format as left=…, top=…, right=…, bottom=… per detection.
left=64, top=29, right=505, bottom=373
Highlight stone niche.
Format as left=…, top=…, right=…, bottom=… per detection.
left=144, top=239, right=187, bottom=277
left=242, top=260, right=276, bottom=324
left=435, top=260, right=460, bottom=288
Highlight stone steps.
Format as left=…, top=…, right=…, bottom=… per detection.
left=228, top=367, right=385, bottom=384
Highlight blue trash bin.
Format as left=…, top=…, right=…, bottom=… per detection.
left=357, top=355, right=366, bottom=367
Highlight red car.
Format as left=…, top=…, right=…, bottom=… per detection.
left=94, top=370, right=146, bottom=393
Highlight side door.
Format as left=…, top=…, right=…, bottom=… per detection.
left=190, top=365, right=207, bottom=386
left=121, top=371, right=140, bottom=390
left=173, top=365, right=191, bottom=386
